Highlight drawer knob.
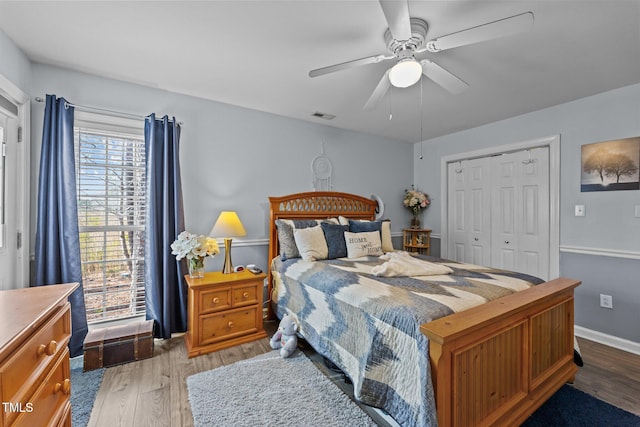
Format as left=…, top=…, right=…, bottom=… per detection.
left=54, top=379, right=71, bottom=395
left=227, top=321, right=234, bottom=329
left=242, top=292, right=249, bottom=299
left=37, top=340, right=57, bottom=356
left=212, top=297, right=220, bottom=304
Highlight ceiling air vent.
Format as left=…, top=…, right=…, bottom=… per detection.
left=311, top=112, right=336, bottom=120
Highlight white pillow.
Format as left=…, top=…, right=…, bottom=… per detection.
left=293, top=226, right=328, bottom=261
left=380, top=221, right=394, bottom=252
left=339, top=216, right=394, bottom=252
left=344, top=231, right=383, bottom=258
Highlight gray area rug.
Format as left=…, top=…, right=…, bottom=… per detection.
left=70, top=356, right=105, bottom=427
left=187, top=350, right=376, bottom=427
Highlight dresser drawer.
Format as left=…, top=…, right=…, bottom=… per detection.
left=0, top=303, right=70, bottom=408
left=199, top=287, right=232, bottom=313
left=12, top=348, right=70, bottom=427
left=232, top=283, right=259, bottom=307
left=199, top=307, right=259, bottom=345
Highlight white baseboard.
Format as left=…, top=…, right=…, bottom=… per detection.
left=575, top=325, right=640, bottom=356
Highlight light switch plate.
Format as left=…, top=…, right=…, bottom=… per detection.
left=575, top=205, right=585, bottom=217
left=635, top=205, right=640, bottom=218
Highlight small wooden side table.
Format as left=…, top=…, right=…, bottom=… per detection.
left=403, top=228, right=432, bottom=256
left=184, top=270, right=267, bottom=358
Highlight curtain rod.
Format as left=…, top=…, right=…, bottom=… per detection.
left=34, top=97, right=183, bottom=125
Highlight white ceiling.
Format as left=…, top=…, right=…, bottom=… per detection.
left=1, top=1, right=639, bottom=143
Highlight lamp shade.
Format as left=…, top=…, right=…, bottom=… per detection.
left=210, top=211, right=247, bottom=238
left=389, top=58, right=422, bottom=88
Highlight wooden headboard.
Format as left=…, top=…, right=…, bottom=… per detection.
left=267, top=191, right=378, bottom=316
left=268, top=191, right=378, bottom=262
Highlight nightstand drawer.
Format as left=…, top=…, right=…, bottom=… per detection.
left=232, top=283, right=259, bottom=307
left=199, top=307, right=258, bottom=345
left=199, top=287, right=232, bottom=313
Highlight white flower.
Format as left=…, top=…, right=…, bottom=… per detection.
left=171, top=231, right=220, bottom=260
left=403, top=188, right=430, bottom=213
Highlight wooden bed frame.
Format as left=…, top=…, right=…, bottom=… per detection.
left=268, top=191, right=580, bottom=427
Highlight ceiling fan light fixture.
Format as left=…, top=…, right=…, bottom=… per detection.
left=389, top=58, right=422, bottom=88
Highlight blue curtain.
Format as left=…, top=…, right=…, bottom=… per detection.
left=144, top=114, right=186, bottom=339
left=34, top=95, right=88, bottom=357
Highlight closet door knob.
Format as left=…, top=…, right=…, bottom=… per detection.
left=504, top=240, right=510, bottom=244
left=474, top=237, right=479, bottom=241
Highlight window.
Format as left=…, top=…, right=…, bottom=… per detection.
left=74, top=112, right=146, bottom=323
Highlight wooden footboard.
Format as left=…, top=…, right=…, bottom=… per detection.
left=421, top=277, right=580, bottom=427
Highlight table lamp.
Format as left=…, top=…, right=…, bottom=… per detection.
left=210, top=211, right=247, bottom=274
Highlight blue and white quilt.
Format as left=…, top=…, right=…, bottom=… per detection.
left=271, top=253, right=544, bottom=427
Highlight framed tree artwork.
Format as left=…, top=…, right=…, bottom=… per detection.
left=581, top=137, right=640, bottom=192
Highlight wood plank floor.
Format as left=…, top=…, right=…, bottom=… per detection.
left=87, top=325, right=640, bottom=426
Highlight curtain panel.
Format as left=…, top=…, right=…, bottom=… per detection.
left=34, top=94, right=88, bottom=357
left=144, top=114, right=187, bottom=339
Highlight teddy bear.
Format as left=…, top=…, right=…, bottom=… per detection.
left=270, top=313, right=299, bottom=358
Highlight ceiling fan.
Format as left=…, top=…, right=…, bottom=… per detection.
left=309, top=0, right=534, bottom=110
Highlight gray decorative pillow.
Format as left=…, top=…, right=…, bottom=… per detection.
left=275, top=220, right=299, bottom=260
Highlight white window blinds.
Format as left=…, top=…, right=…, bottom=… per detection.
left=74, top=114, right=146, bottom=323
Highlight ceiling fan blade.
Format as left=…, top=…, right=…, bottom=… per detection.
left=420, top=59, right=469, bottom=95
left=309, top=54, right=390, bottom=78
left=425, top=12, right=534, bottom=52
left=379, top=0, right=412, bottom=41
left=363, top=69, right=391, bottom=111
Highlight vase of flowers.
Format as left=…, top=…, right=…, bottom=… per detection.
left=170, top=231, right=220, bottom=278
left=403, top=188, right=430, bottom=229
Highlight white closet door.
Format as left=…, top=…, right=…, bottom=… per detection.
left=447, top=157, right=491, bottom=265
left=448, top=161, right=468, bottom=261
left=491, top=147, right=550, bottom=279
left=467, top=157, right=492, bottom=265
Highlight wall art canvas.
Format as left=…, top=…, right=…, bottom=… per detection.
left=581, top=137, right=640, bottom=192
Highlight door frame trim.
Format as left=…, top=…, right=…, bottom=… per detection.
left=440, top=134, right=560, bottom=279
left=0, top=73, right=30, bottom=288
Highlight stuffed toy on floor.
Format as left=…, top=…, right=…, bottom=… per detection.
left=270, top=314, right=298, bottom=358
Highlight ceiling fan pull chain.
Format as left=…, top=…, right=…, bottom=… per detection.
left=389, top=86, right=393, bottom=120
left=419, top=78, right=424, bottom=159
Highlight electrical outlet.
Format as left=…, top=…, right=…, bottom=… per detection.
left=600, top=294, right=613, bottom=309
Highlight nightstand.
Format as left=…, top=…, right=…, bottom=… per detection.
left=184, top=270, right=267, bottom=358
left=403, top=228, right=432, bottom=256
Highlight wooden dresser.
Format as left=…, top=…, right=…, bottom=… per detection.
left=184, top=271, right=267, bottom=358
left=0, top=283, right=78, bottom=427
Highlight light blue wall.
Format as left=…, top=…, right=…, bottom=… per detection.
left=29, top=63, right=413, bottom=272
left=5, top=25, right=637, bottom=342
left=414, top=83, right=640, bottom=343
left=0, top=29, right=31, bottom=92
